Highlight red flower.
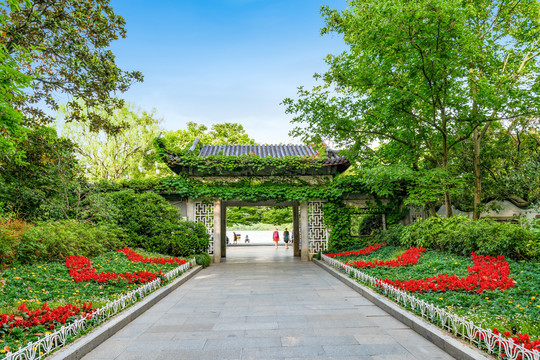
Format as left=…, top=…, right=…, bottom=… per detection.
left=382, top=253, right=515, bottom=294
left=117, top=248, right=188, bottom=265
left=0, top=302, right=95, bottom=331
left=65, top=253, right=163, bottom=284
left=325, top=243, right=386, bottom=258
left=349, top=247, right=426, bottom=269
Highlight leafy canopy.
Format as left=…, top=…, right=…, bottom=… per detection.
left=0, top=0, right=143, bottom=132
left=61, top=102, right=162, bottom=181
left=161, top=122, right=256, bottom=154
left=283, top=0, right=540, bottom=213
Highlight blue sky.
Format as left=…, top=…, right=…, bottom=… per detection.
left=108, top=0, right=347, bottom=144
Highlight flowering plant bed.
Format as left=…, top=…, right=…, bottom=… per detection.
left=0, top=249, right=192, bottom=357
left=324, top=245, right=540, bottom=358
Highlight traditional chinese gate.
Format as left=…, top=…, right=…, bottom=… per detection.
left=188, top=199, right=328, bottom=262
left=160, top=139, right=352, bottom=263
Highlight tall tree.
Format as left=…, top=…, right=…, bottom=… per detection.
left=0, top=0, right=142, bottom=133
left=61, top=103, right=162, bottom=181
left=162, top=122, right=256, bottom=153
left=283, top=0, right=540, bottom=217
left=0, top=127, right=85, bottom=220
left=0, top=0, right=32, bottom=164
left=0, top=43, right=30, bottom=164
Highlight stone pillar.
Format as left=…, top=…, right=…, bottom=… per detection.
left=382, top=213, right=387, bottom=231
left=300, top=201, right=309, bottom=262
left=213, top=200, right=222, bottom=263
left=293, top=205, right=300, bottom=257
left=186, top=199, right=195, bottom=221
left=221, top=205, right=227, bottom=258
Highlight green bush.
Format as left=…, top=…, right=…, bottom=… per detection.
left=195, top=252, right=212, bottom=267
left=397, top=216, right=538, bottom=260
left=84, top=190, right=210, bottom=257
left=376, top=224, right=404, bottom=247
left=17, top=220, right=123, bottom=264
left=0, top=219, right=32, bottom=268
left=146, top=221, right=210, bottom=257
left=103, top=190, right=181, bottom=249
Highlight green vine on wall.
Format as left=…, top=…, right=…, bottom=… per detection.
left=323, top=198, right=406, bottom=251
left=91, top=174, right=407, bottom=251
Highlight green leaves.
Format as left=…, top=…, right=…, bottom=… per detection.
left=60, top=101, right=163, bottom=181
left=285, top=0, right=540, bottom=214
left=0, top=0, right=143, bottom=132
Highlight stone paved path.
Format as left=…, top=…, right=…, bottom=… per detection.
left=82, top=246, right=455, bottom=360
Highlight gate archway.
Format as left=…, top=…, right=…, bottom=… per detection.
left=158, top=138, right=388, bottom=263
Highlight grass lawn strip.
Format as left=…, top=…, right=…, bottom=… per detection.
left=0, top=249, right=193, bottom=358
left=323, top=245, right=540, bottom=359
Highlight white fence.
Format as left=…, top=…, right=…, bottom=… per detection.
left=321, top=254, right=540, bottom=360
left=4, top=258, right=196, bottom=360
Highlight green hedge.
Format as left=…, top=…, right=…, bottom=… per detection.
left=84, top=190, right=210, bottom=257
left=16, top=220, right=122, bottom=264
left=389, top=216, right=539, bottom=260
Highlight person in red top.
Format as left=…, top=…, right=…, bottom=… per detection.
left=272, top=228, right=279, bottom=249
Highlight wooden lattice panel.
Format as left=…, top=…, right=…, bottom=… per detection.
left=195, top=202, right=214, bottom=254
left=308, top=201, right=327, bottom=252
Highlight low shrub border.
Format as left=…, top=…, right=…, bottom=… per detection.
left=2, top=257, right=196, bottom=360
left=321, top=253, right=539, bottom=360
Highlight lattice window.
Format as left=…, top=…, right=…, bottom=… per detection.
left=409, top=206, right=427, bottom=223
left=195, top=202, right=214, bottom=254
left=308, top=201, right=327, bottom=252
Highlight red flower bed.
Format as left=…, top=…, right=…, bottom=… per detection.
left=348, top=247, right=426, bottom=268
left=384, top=253, right=515, bottom=294
left=0, top=302, right=95, bottom=331
left=65, top=256, right=162, bottom=284
left=117, top=248, right=188, bottom=265
left=325, top=243, right=386, bottom=258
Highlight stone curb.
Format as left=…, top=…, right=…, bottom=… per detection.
left=49, top=265, right=203, bottom=360
left=314, top=260, right=492, bottom=360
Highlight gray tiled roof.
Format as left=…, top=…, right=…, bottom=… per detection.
left=194, top=141, right=348, bottom=166
left=198, top=144, right=317, bottom=158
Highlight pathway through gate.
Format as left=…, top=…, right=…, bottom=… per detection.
left=82, top=247, right=455, bottom=360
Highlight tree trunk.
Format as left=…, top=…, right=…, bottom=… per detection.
left=444, top=191, right=453, bottom=218
left=427, top=202, right=438, bottom=217
left=473, top=127, right=482, bottom=220
left=442, top=137, right=453, bottom=218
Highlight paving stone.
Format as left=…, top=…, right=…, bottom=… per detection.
left=281, top=335, right=358, bottom=347
left=81, top=339, right=134, bottom=359
left=204, top=337, right=282, bottom=349
left=241, top=345, right=326, bottom=359
left=80, top=246, right=455, bottom=360
left=323, top=343, right=410, bottom=357
left=158, top=349, right=242, bottom=360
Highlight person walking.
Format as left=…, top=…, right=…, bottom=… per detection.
left=272, top=228, right=280, bottom=248
left=283, top=227, right=290, bottom=249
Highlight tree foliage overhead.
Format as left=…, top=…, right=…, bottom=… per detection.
left=61, top=102, right=162, bottom=181
left=283, top=0, right=540, bottom=216
left=162, top=121, right=256, bottom=153
left=0, top=0, right=143, bottom=132
left=227, top=206, right=293, bottom=227
left=0, top=42, right=30, bottom=163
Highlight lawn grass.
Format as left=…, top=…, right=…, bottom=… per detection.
left=329, top=245, right=540, bottom=340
